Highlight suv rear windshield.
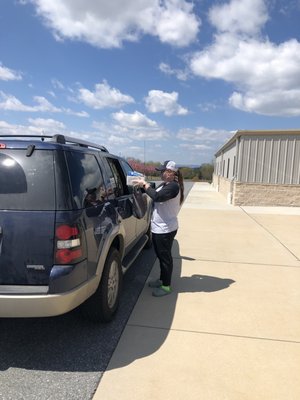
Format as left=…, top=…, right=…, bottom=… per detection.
left=0, top=149, right=55, bottom=210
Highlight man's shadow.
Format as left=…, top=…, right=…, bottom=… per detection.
left=173, top=241, right=235, bottom=293
left=106, top=239, right=235, bottom=370
left=178, top=273, right=235, bottom=293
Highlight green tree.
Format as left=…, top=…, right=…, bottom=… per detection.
left=198, top=163, right=214, bottom=181
left=180, top=167, right=195, bottom=180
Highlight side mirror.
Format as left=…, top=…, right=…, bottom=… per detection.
left=85, top=203, right=104, bottom=217
left=117, top=198, right=133, bottom=219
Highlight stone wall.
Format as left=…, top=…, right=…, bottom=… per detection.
left=212, top=174, right=300, bottom=206
left=212, top=174, right=233, bottom=204
left=233, top=183, right=300, bottom=206
left=219, top=177, right=232, bottom=199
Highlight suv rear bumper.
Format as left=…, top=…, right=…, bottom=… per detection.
left=0, top=276, right=99, bottom=318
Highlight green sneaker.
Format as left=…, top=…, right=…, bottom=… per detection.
left=148, top=279, right=162, bottom=288
left=152, top=286, right=172, bottom=297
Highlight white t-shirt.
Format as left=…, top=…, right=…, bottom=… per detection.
left=146, top=181, right=180, bottom=234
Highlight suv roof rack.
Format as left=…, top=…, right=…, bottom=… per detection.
left=53, top=135, right=109, bottom=152
left=0, top=134, right=108, bottom=152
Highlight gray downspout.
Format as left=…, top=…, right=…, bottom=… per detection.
left=230, top=136, right=240, bottom=205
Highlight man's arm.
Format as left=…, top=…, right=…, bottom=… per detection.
left=144, top=181, right=179, bottom=202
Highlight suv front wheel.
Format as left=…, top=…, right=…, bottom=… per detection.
left=81, top=247, right=122, bottom=322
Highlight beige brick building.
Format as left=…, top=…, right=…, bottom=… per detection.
left=213, top=129, right=300, bottom=206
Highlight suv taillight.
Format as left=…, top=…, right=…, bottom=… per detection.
left=55, top=224, right=83, bottom=264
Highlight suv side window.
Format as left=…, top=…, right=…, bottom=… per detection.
left=120, top=160, right=134, bottom=175
left=101, top=157, right=127, bottom=199
left=66, top=151, right=106, bottom=209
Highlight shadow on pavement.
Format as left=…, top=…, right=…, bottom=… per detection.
left=0, top=240, right=235, bottom=375
left=0, top=248, right=157, bottom=374
left=105, top=239, right=235, bottom=371
left=178, top=274, right=235, bottom=293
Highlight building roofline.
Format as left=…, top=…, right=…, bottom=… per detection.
left=215, top=129, right=300, bottom=157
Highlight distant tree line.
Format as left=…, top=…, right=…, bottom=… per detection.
left=127, top=158, right=214, bottom=182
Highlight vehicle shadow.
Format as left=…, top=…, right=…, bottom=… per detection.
left=0, top=247, right=157, bottom=374
left=105, top=239, right=235, bottom=371
left=0, top=240, right=235, bottom=374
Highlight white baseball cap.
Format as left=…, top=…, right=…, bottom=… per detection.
left=155, top=160, right=178, bottom=172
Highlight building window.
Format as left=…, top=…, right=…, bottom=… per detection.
left=233, top=156, right=236, bottom=177
left=226, top=159, right=230, bottom=178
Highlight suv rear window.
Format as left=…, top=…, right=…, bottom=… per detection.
left=0, top=149, right=55, bottom=210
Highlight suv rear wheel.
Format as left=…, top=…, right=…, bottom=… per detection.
left=81, top=247, right=122, bottom=322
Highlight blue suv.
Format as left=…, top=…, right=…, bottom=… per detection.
left=0, top=134, right=152, bottom=322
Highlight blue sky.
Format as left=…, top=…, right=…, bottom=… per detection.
left=1, top=0, right=300, bottom=166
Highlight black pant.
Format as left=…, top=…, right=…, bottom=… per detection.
left=152, top=230, right=177, bottom=286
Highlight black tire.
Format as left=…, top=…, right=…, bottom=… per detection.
left=144, top=222, right=153, bottom=249
left=80, top=247, right=122, bottom=323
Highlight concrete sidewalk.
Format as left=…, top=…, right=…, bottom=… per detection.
left=93, top=182, right=300, bottom=400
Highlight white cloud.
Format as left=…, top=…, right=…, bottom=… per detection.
left=275, top=0, right=300, bottom=16
left=159, top=62, right=189, bottom=81
left=112, top=110, right=158, bottom=128
left=177, top=127, right=233, bottom=157
left=0, top=120, right=23, bottom=135
left=198, top=102, right=218, bottom=112
left=28, top=117, right=66, bottom=130
left=191, top=37, right=300, bottom=115
left=0, top=92, right=34, bottom=111
left=189, top=0, right=300, bottom=116
left=105, top=135, right=133, bottom=146
left=154, top=0, right=200, bottom=47
left=230, top=88, right=300, bottom=116
left=145, top=89, right=188, bottom=116
left=180, top=143, right=211, bottom=151
left=178, top=126, right=232, bottom=143
left=93, top=110, right=169, bottom=144
left=191, top=36, right=300, bottom=89
left=0, top=91, right=89, bottom=117
left=0, top=93, right=59, bottom=112
left=208, top=0, right=268, bottom=35
left=0, top=63, right=22, bottom=81
left=0, top=116, right=152, bottom=154
left=27, top=0, right=200, bottom=48
left=110, top=110, right=169, bottom=140
left=48, top=90, right=56, bottom=98
left=0, top=118, right=66, bottom=136
left=51, top=78, right=65, bottom=90
left=32, top=96, right=61, bottom=112
left=78, top=81, right=134, bottom=109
